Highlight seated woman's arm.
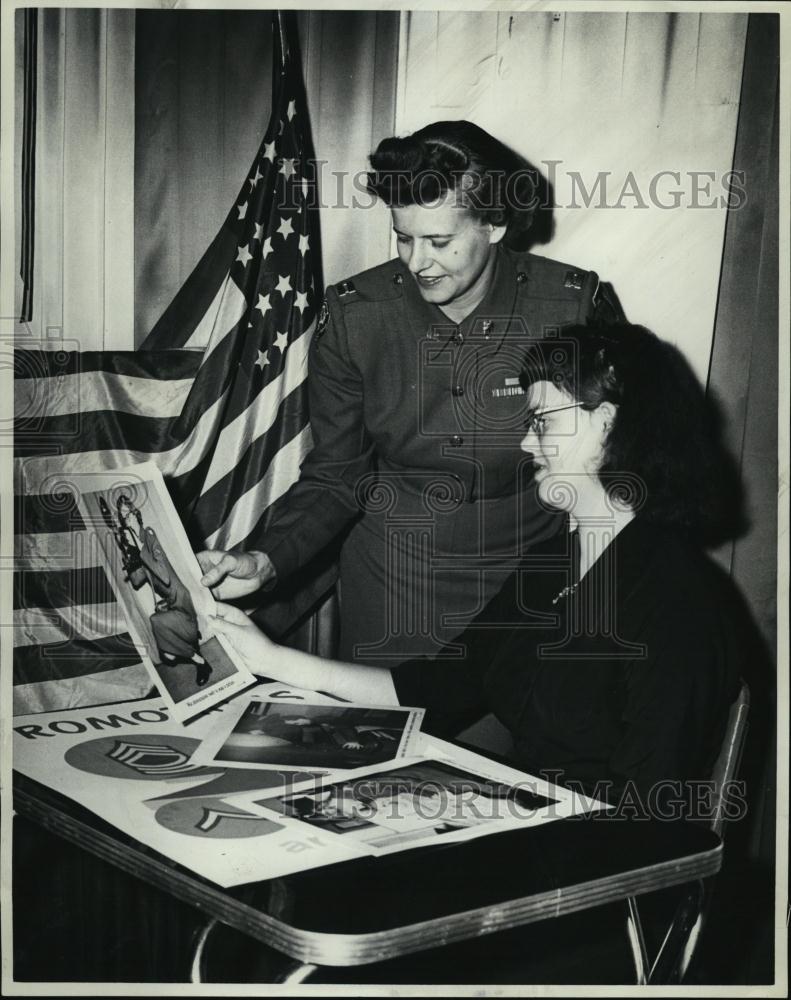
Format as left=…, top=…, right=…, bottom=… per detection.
left=211, top=603, right=398, bottom=704
left=211, top=584, right=506, bottom=727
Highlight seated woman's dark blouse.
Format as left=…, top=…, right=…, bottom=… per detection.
left=393, top=518, right=743, bottom=805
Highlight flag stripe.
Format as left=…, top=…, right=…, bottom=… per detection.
left=14, top=602, right=124, bottom=647
left=16, top=382, right=231, bottom=494
left=29, top=320, right=314, bottom=511
left=199, top=321, right=313, bottom=495
left=17, top=450, right=164, bottom=494
left=14, top=567, right=114, bottom=611
left=171, top=325, right=248, bottom=437
left=13, top=634, right=145, bottom=685
left=16, top=372, right=194, bottom=419
left=16, top=494, right=84, bottom=535
left=13, top=665, right=153, bottom=716
left=176, top=288, right=314, bottom=440
left=15, top=410, right=189, bottom=455
left=206, top=425, right=312, bottom=550
left=184, top=271, right=247, bottom=351
left=140, top=219, right=241, bottom=351
left=14, top=349, right=202, bottom=380
left=14, top=340, right=233, bottom=477
left=15, top=529, right=87, bottom=568
left=190, top=378, right=309, bottom=537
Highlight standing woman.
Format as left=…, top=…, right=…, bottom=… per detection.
left=200, top=121, right=623, bottom=666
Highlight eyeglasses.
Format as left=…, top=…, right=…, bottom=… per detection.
left=524, top=402, right=586, bottom=437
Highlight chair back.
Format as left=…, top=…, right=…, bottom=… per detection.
left=708, top=680, right=750, bottom=837
left=627, top=679, right=752, bottom=984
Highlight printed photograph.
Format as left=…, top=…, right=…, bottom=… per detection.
left=201, top=698, right=424, bottom=771
left=72, top=462, right=256, bottom=721
left=251, top=759, right=562, bottom=855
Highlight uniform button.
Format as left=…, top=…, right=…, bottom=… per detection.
left=452, top=330, right=463, bottom=343
left=449, top=434, right=463, bottom=447
left=482, top=320, right=492, bottom=338
left=393, top=273, right=403, bottom=285
left=516, top=271, right=527, bottom=284
left=451, top=384, right=464, bottom=397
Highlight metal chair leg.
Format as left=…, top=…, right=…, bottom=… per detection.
left=647, top=880, right=707, bottom=984
left=625, top=896, right=649, bottom=984
left=273, top=960, right=319, bottom=984
left=189, top=917, right=218, bottom=983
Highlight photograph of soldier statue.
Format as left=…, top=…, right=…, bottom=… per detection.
left=100, top=494, right=212, bottom=688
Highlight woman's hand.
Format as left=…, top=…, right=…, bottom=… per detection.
left=197, top=550, right=275, bottom=600
left=212, top=606, right=400, bottom=706
left=209, top=602, right=279, bottom=676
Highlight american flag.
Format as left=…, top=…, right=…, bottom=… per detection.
left=13, top=13, right=322, bottom=714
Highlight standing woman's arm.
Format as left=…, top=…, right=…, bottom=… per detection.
left=260, top=284, right=376, bottom=582
left=198, top=284, right=375, bottom=598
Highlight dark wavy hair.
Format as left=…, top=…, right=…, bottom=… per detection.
left=366, top=120, right=538, bottom=248
left=520, top=323, right=742, bottom=540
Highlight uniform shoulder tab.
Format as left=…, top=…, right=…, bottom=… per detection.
left=332, top=258, right=405, bottom=305
left=335, top=279, right=358, bottom=299
left=562, top=268, right=586, bottom=291
left=518, top=252, right=596, bottom=299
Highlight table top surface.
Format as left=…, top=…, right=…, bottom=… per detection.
left=14, top=771, right=721, bottom=966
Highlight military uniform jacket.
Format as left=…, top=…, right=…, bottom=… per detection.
left=263, top=243, right=622, bottom=589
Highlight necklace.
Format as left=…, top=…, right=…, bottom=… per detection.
left=551, top=583, right=578, bottom=605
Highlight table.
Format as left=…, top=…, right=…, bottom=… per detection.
left=13, top=771, right=722, bottom=983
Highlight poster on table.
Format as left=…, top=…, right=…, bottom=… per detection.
left=11, top=685, right=370, bottom=887
left=195, top=691, right=425, bottom=772
left=61, top=460, right=256, bottom=723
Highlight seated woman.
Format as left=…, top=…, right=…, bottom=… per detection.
left=211, top=322, right=746, bottom=810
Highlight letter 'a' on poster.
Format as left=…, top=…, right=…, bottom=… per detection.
left=47, top=459, right=257, bottom=724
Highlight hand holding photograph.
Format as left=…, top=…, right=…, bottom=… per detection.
left=62, top=460, right=257, bottom=722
